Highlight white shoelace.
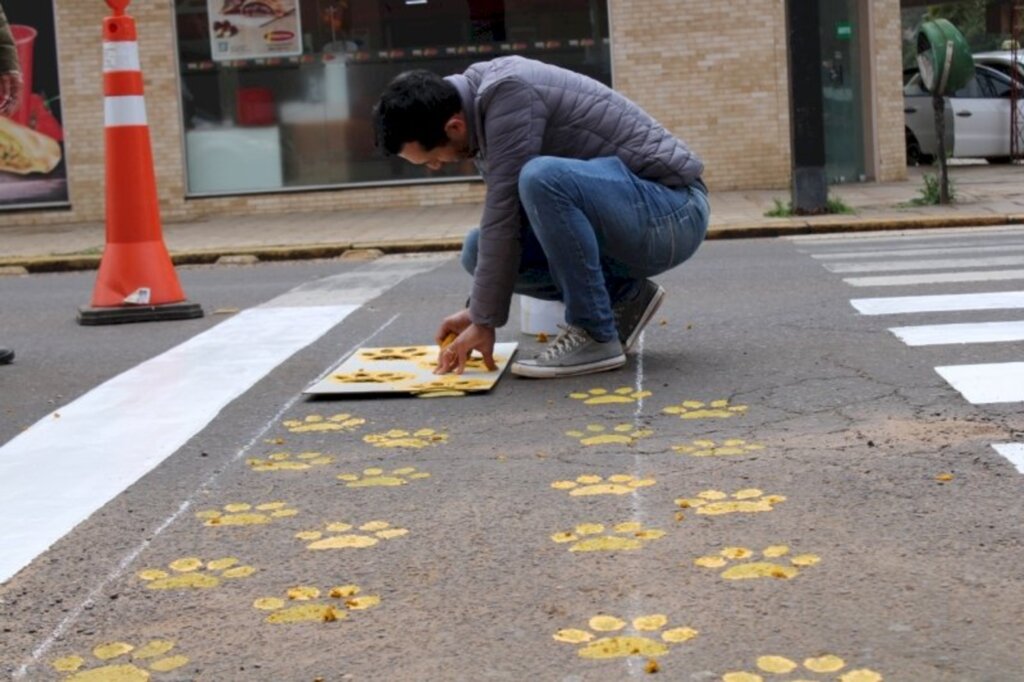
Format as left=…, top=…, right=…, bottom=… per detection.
left=537, top=324, right=588, bottom=360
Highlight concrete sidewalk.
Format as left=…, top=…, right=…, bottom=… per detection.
left=2, top=163, right=1022, bottom=273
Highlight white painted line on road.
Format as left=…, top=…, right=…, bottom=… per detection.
left=851, top=291, right=1024, bottom=315
left=890, top=320, right=1024, bottom=346
left=991, top=443, right=1024, bottom=474
left=791, top=226, right=1024, bottom=245
left=15, top=313, right=404, bottom=680
left=844, top=269, right=1024, bottom=287
left=935, top=362, right=1024, bottom=404
left=826, top=255, right=1024, bottom=274
left=0, top=255, right=449, bottom=586
left=812, top=242, right=1024, bottom=260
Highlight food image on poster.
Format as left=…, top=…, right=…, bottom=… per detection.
left=207, top=0, right=302, bottom=61
left=0, top=116, right=61, bottom=175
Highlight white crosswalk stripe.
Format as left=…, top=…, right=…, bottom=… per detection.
left=793, top=228, right=1024, bottom=472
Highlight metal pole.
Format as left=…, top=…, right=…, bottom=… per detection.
left=786, top=0, right=828, bottom=214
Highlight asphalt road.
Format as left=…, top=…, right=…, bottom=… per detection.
left=1, top=229, right=1023, bottom=681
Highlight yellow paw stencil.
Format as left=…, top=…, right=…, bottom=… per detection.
left=283, top=413, right=366, bottom=433
left=358, top=347, right=430, bottom=361
left=551, top=474, right=656, bottom=496
left=554, top=614, right=698, bottom=659
left=722, top=654, right=883, bottom=681
left=52, top=640, right=188, bottom=680
left=254, top=584, right=380, bottom=624
left=246, top=451, right=334, bottom=471
left=675, top=489, right=785, bottom=516
left=363, top=428, right=448, bottom=449
left=565, top=423, right=653, bottom=446
left=551, top=522, right=665, bottom=552
left=408, top=377, right=492, bottom=394
left=694, top=546, right=820, bottom=580
left=137, top=557, right=256, bottom=590
left=338, top=466, right=431, bottom=487
left=569, top=387, right=653, bottom=405
left=663, top=399, right=748, bottom=420
left=416, top=355, right=505, bottom=372
left=331, top=369, right=416, bottom=384
left=296, top=520, right=409, bottom=550
left=673, top=438, right=765, bottom=457
left=195, top=501, right=299, bottom=526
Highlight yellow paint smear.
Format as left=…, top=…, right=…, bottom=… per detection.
left=721, top=562, right=799, bottom=580
left=577, top=636, right=669, bottom=659
left=265, top=604, right=349, bottom=624
left=63, top=664, right=150, bottom=681
left=580, top=434, right=634, bottom=446
left=307, top=535, right=379, bottom=550
left=570, top=536, right=644, bottom=552
left=204, top=513, right=271, bottom=526
left=144, top=573, right=221, bottom=590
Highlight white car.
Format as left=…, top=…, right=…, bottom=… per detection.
left=973, top=50, right=1024, bottom=82
left=904, top=62, right=1024, bottom=165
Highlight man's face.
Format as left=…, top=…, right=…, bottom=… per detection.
left=398, top=115, right=471, bottom=171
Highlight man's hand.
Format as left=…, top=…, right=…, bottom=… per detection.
left=434, top=313, right=497, bottom=375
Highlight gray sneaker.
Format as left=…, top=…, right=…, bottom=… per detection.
left=0, top=348, right=13, bottom=365
left=511, top=325, right=625, bottom=378
left=613, top=280, right=666, bottom=353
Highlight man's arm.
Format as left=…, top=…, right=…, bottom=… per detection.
left=468, top=77, right=546, bottom=328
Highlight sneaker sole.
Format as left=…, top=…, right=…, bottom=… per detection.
left=510, top=353, right=626, bottom=379
left=623, top=285, right=666, bottom=353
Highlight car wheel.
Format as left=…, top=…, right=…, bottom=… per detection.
left=985, top=157, right=1013, bottom=165
left=906, top=133, right=934, bottom=166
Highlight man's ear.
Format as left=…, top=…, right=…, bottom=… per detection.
left=444, top=112, right=466, bottom=137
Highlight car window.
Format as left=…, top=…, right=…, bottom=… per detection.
left=952, top=75, right=982, bottom=98
left=977, top=70, right=1011, bottom=98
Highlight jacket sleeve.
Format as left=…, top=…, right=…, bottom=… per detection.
left=0, top=7, right=17, bottom=76
left=468, top=78, right=546, bottom=328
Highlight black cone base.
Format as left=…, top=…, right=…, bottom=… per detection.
left=77, top=301, right=204, bottom=326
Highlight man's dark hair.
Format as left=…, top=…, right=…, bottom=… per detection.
left=373, top=70, right=462, bottom=156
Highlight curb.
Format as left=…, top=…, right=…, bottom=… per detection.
left=2, top=215, right=1021, bottom=274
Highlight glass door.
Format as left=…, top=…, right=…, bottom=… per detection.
left=819, top=0, right=866, bottom=182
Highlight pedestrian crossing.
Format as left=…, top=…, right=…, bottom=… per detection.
left=792, top=226, right=1024, bottom=474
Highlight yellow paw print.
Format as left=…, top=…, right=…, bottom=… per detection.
left=663, top=399, right=748, bottom=420
left=52, top=640, right=188, bottom=679
left=253, top=584, right=381, bottom=624
left=363, top=428, right=448, bottom=449
left=330, top=369, right=415, bottom=384
left=565, top=423, right=653, bottom=446
left=337, top=466, right=431, bottom=487
left=551, top=474, right=656, bottom=496
left=551, top=522, right=665, bottom=552
left=675, top=489, right=785, bottom=516
left=246, top=451, right=334, bottom=471
left=569, top=387, right=653, bottom=405
left=408, top=377, right=492, bottom=394
left=554, top=614, right=698, bottom=659
left=137, top=557, right=256, bottom=590
left=417, top=355, right=504, bottom=372
left=283, top=413, right=365, bottom=433
left=694, top=546, right=820, bottom=580
left=723, top=654, right=883, bottom=681
left=673, top=438, right=765, bottom=457
left=359, top=346, right=430, bottom=361
left=195, top=501, right=299, bottom=526
left=296, top=520, right=409, bottom=550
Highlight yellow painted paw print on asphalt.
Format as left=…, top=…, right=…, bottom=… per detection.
left=723, top=654, right=883, bottom=681
left=296, top=520, right=409, bottom=550
left=283, top=413, right=365, bottom=433
left=331, top=369, right=415, bottom=384
left=551, top=522, right=665, bottom=552
left=52, top=640, right=188, bottom=680
left=695, top=546, right=820, bottom=580
left=338, top=466, right=431, bottom=487
left=195, top=501, right=299, bottom=526
left=673, top=438, right=765, bottom=457
left=565, top=423, right=653, bottom=446
left=675, top=489, right=786, bottom=516
left=551, top=474, right=656, bottom=496
left=569, top=386, right=653, bottom=405
left=254, top=584, right=381, bottom=624
left=663, top=399, right=748, bottom=420
left=363, top=428, right=448, bottom=449
left=137, top=557, right=256, bottom=590
left=359, top=346, right=430, bottom=361
left=554, top=614, right=698, bottom=659
left=247, top=451, right=334, bottom=471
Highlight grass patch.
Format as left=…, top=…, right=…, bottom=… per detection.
left=764, top=196, right=855, bottom=217
left=908, top=173, right=956, bottom=206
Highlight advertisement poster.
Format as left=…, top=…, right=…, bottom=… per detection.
left=207, top=0, right=302, bottom=61
left=0, top=0, right=67, bottom=210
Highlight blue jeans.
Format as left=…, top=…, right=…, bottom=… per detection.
left=461, top=156, right=710, bottom=342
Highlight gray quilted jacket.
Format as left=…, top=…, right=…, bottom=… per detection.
left=445, top=56, right=704, bottom=328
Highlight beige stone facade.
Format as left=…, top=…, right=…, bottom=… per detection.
left=0, top=0, right=907, bottom=229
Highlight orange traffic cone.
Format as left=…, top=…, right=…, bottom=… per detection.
left=78, top=0, right=202, bottom=325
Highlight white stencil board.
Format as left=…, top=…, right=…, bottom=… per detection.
left=305, top=342, right=519, bottom=396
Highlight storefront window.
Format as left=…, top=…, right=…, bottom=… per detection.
left=174, top=0, right=611, bottom=196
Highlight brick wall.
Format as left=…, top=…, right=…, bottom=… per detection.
left=0, top=0, right=905, bottom=229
